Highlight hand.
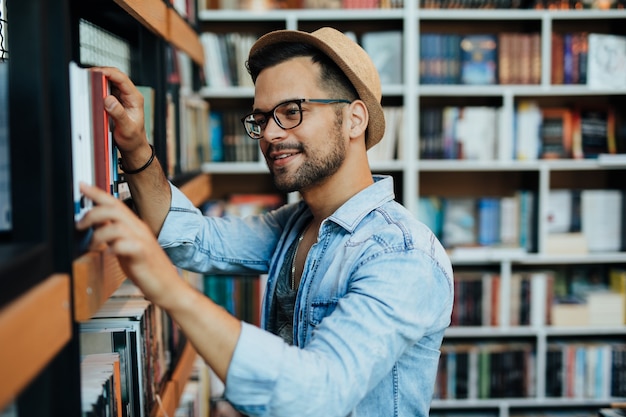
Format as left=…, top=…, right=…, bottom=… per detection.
left=76, top=182, right=180, bottom=307
left=91, top=66, right=148, bottom=156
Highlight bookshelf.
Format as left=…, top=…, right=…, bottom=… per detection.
left=0, top=0, right=209, bottom=415
left=196, top=4, right=626, bottom=417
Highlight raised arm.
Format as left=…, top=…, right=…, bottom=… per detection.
left=95, top=66, right=171, bottom=236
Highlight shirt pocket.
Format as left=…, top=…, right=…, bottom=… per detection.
left=309, top=298, right=339, bottom=327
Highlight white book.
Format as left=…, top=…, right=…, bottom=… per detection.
left=587, top=33, right=626, bottom=90
left=530, top=272, right=548, bottom=327
left=546, top=189, right=573, bottom=234
left=515, top=100, right=542, bottom=161
left=455, top=106, right=498, bottom=160
left=581, top=189, right=622, bottom=252
left=69, top=61, right=94, bottom=222
left=361, top=30, right=403, bottom=85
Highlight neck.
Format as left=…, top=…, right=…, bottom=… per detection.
left=300, top=152, right=373, bottom=223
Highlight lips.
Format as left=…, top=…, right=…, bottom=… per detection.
left=273, top=152, right=297, bottom=160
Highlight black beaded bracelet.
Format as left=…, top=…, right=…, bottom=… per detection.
left=118, top=144, right=155, bottom=175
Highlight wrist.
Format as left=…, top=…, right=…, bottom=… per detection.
left=119, top=144, right=155, bottom=174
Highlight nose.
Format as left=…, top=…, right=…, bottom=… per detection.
left=261, top=114, right=287, bottom=143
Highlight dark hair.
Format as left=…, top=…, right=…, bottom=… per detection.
left=246, top=42, right=358, bottom=101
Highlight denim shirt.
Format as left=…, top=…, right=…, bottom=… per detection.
left=158, top=175, right=454, bottom=417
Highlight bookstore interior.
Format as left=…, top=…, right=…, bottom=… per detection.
left=1, top=0, right=626, bottom=416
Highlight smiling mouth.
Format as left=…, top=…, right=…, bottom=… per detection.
left=273, top=152, right=297, bottom=160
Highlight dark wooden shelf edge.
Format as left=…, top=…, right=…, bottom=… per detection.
left=73, top=248, right=127, bottom=322
left=0, top=274, right=72, bottom=410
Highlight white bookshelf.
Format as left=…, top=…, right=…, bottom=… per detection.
left=197, top=5, right=626, bottom=416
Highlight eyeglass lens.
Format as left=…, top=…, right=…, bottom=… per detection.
left=243, top=100, right=303, bottom=139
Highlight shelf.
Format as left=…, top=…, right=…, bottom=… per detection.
left=167, top=8, right=205, bottom=67
left=111, top=0, right=204, bottom=67
left=112, top=0, right=169, bottom=39
left=73, top=248, right=127, bottom=322
left=151, top=341, right=197, bottom=417
left=0, top=274, right=71, bottom=410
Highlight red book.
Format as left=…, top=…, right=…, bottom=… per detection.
left=90, top=70, right=112, bottom=194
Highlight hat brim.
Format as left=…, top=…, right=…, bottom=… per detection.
left=249, top=28, right=386, bottom=150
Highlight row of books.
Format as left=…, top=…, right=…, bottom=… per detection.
left=546, top=189, right=624, bottom=254
left=203, top=275, right=263, bottom=326
left=420, top=0, right=624, bottom=8
left=208, top=110, right=259, bottom=163
left=419, top=106, right=502, bottom=160
left=199, top=193, right=284, bottom=326
left=435, top=341, right=626, bottom=401
left=80, top=353, right=123, bottom=417
left=453, top=266, right=626, bottom=328
left=79, top=292, right=170, bottom=417
left=200, top=32, right=256, bottom=89
left=418, top=192, right=536, bottom=252
left=434, top=342, right=536, bottom=400
left=418, top=103, right=619, bottom=161
left=420, top=32, right=541, bottom=85
left=546, top=341, right=626, bottom=399
left=420, top=189, right=624, bottom=255
left=202, top=0, right=404, bottom=9
left=421, top=32, right=625, bottom=87
left=201, top=30, right=404, bottom=88
left=452, top=271, right=553, bottom=327
left=79, top=269, right=204, bottom=417
left=421, top=0, right=527, bottom=8
left=550, top=267, right=626, bottom=327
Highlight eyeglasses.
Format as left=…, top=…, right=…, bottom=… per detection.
left=240, top=98, right=352, bottom=140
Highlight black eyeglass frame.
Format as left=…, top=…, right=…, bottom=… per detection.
left=240, top=98, right=352, bottom=140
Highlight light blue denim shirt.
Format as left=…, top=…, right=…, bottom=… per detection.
left=158, top=175, right=454, bottom=417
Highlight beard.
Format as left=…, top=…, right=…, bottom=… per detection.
left=268, top=123, right=346, bottom=193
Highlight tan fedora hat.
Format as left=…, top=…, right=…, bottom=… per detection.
left=249, top=27, right=386, bottom=150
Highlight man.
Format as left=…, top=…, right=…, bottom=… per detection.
left=78, top=27, right=453, bottom=417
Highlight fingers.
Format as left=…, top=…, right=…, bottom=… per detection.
left=90, top=67, right=147, bottom=152
left=76, top=182, right=132, bottom=229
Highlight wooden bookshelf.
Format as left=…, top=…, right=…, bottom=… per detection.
left=110, top=0, right=205, bottom=66
left=167, top=8, right=205, bottom=66
left=151, top=342, right=198, bottom=417
left=0, top=274, right=71, bottom=410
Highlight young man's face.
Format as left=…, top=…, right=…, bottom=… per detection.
left=252, top=57, right=349, bottom=193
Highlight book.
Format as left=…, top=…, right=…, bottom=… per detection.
left=80, top=297, right=167, bottom=417
left=540, top=108, right=573, bottom=159
left=442, top=197, right=477, bottom=248
left=587, top=33, right=626, bottom=90
left=361, top=30, right=403, bottom=85
left=91, top=70, right=112, bottom=194
left=515, top=100, right=542, bottom=160
left=136, top=86, right=155, bottom=145
left=69, top=61, right=95, bottom=222
left=455, top=106, right=499, bottom=160
left=81, top=353, right=123, bottom=417
left=581, top=189, right=623, bottom=252
left=459, top=34, right=497, bottom=85
left=579, top=107, right=616, bottom=158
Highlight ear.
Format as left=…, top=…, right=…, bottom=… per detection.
left=347, top=100, right=368, bottom=141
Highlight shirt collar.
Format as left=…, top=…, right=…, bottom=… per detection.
left=326, top=175, right=395, bottom=233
